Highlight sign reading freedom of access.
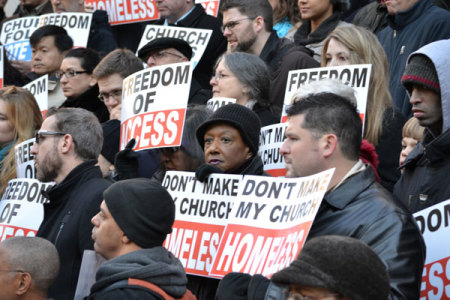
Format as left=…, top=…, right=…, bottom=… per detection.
left=209, top=169, right=334, bottom=278
left=206, top=97, right=236, bottom=112
left=15, top=138, right=37, bottom=179
left=138, top=25, right=212, bottom=69
left=0, top=179, right=53, bottom=241
left=196, top=0, right=220, bottom=17
left=120, top=61, right=192, bottom=151
left=84, top=0, right=159, bottom=25
left=259, top=123, right=287, bottom=177
left=414, top=200, right=450, bottom=300
left=282, top=64, right=371, bottom=124
left=23, top=75, right=48, bottom=116
left=162, top=171, right=242, bottom=276
left=1, top=13, right=92, bottom=61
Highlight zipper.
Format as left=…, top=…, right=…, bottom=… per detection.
left=55, top=210, right=72, bottom=245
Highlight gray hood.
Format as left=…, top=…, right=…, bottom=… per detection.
left=406, top=39, right=450, bottom=132
left=91, top=247, right=188, bottom=298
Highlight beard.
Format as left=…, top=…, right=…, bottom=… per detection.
left=35, top=146, right=62, bottom=182
left=233, top=32, right=257, bottom=53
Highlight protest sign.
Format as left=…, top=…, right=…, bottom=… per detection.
left=0, top=179, right=53, bottom=241
left=138, top=25, right=212, bottom=69
left=209, top=169, right=334, bottom=278
left=414, top=200, right=450, bottom=300
left=15, top=138, right=36, bottom=179
left=0, top=16, right=39, bottom=45
left=4, top=40, right=32, bottom=61
left=39, top=13, right=92, bottom=48
left=120, top=61, right=192, bottom=151
left=196, top=0, right=220, bottom=17
left=259, top=123, right=287, bottom=177
left=282, top=65, right=371, bottom=125
left=85, top=0, right=159, bottom=25
left=23, top=75, right=48, bottom=116
left=206, top=97, right=236, bottom=112
left=162, top=171, right=242, bottom=276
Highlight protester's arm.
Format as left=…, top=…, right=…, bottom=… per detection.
left=11, top=60, right=32, bottom=76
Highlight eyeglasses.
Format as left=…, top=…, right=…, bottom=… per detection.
left=56, top=69, right=88, bottom=79
left=159, top=146, right=183, bottom=156
left=98, top=89, right=122, bottom=103
left=35, top=131, right=67, bottom=144
left=147, top=50, right=184, bottom=61
left=221, top=17, right=255, bottom=32
left=285, top=290, right=341, bottom=300
left=212, top=72, right=231, bottom=81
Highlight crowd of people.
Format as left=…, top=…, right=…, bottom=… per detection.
left=0, top=0, right=449, bottom=299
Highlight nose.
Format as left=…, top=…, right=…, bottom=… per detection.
left=146, top=56, right=156, bottom=67
left=409, top=88, right=420, bottom=105
left=60, top=73, right=68, bottom=83
left=210, top=75, right=217, bottom=86
left=223, top=27, right=232, bottom=37
left=30, top=142, right=38, bottom=155
left=279, top=140, right=289, bottom=155
left=91, top=213, right=99, bottom=226
left=205, top=139, right=219, bottom=154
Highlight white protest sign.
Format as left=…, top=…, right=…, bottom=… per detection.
left=120, top=61, right=192, bottom=151
left=196, top=0, right=220, bottom=17
left=39, top=13, right=92, bottom=48
left=259, top=123, right=287, bottom=177
left=85, top=0, right=159, bottom=25
left=162, top=171, right=242, bottom=276
left=138, top=25, right=212, bottom=69
left=281, top=65, right=371, bottom=125
left=210, top=169, right=334, bottom=278
left=15, top=138, right=36, bottom=179
left=206, top=97, right=236, bottom=112
left=0, top=179, right=53, bottom=241
left=414, top=200, right=450, bottom=300
left=23, top=75, right=48, bottom=115
left=1, top=17, right=39, bottom=61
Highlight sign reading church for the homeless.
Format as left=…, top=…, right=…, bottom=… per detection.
left=258, top=123, right=287, bottom=177
left=281, top=64, right=372, bottom=125
left=1, top=13, right=92, bottom=61
left=196, top=0, right=221, bottom=17
left=137, top=25, right=212, bottom=69
left=163, top=169, right=334, bottom=278
left=84, top=0, right=159, bottom=25
left=120, top=61, right=192, bottom=151
left=23, top=75, right=48, bottom=116
left=206, top=97, right=236, bottom=112
left=414, top=200, right=450, bottom=300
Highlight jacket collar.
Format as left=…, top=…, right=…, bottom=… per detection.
left=387, top=0, right=432, bottom=30
left=259, top=31, right=281, bottom=64
left=403, top=128, right=450, bottom=167
left=174, top=4, right=204, bottom=27
left=322, top=167, right=375, bottom=210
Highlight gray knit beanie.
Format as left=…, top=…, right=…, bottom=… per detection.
left=401, top=54, right=440, bottom=95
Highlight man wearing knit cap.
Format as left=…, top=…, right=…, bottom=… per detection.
left=271, top=236, right=390, bottom=300
left=394, top=39, right=450, bottom=213
left=87, top=178, right=195, bottom=300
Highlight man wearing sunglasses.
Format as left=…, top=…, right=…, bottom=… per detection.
left=30, top=107, right=111, bottom=299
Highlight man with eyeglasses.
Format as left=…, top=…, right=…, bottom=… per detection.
left=220, top=0, right=318, bottom=112
left=0, top=237, right=60, bottom=300
left=137, top=37, right=211, bottom=104
left=28, top=25, right=74, bottom=108
left=30, top=107, right=111, bottom=299
left=152, top=0, right=226, bottom=90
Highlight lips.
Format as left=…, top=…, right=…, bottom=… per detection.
left=412, top=108, right=424, bottom=118
left=208, top=159, right=223, bottom=165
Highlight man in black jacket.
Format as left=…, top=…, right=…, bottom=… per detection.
left=153, top=0, right=227, bottom=90
left=278, top=92, right=425, bottom=299
left=30, top=108, right=111, bottom=299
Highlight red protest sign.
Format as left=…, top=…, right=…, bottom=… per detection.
left=85, top=0, right=159, bottom=25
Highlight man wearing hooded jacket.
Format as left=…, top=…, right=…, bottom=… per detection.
left=394, top=39, right=450, bottom=213
left=87, top=178, right=195, bottom=300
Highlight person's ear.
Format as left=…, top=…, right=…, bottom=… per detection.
left=60, top=134, right=76, bottom=155
left=245, top=146, right=252, bottom=160
left=321, top=134, right=338, bottom=158
left=253, top=16, right=265, bottom=33
left=89, top=76, right=97, bottom=87
left=16, top=272, right=32, bottom=295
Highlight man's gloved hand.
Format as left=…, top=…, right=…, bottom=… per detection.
left=114, top=139, right=139, bottom=180
left=195, top=164, right=222, bottom=182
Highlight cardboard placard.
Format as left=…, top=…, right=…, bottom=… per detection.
left=23, top=75, right=48, bottom=116
left=196, top=0, right=220, bottom=17
left=120, top=62, right=192, bottom=151
left=206, top=97, right=236, bottom=112
left=259, top=123, right=287, bottom=177
left=14, top=138, right=36, bottom=179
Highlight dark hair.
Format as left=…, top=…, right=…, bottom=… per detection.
left=273, top=0, right=301, bottom=24
left=287, top=92, right=361, bottom=160
left=331, top=0, right=350, bottom=13
left=221, top=0, right=273, bottom=31
left=64, top=48, right=101, bottom=74
left=30, top=25, right=73, bottom=52
left=93, top=48, right=143, bottom=80
left=182, top=105, right=211, bottom=161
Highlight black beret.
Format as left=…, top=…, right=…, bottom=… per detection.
left=138, top=37, right=193, bottom=61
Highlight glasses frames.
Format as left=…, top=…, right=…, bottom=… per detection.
left=35, top=131, right=67, bottom=144
left=148, top=50, right=185, bottom=61
left=56, top=69, right=88, bottom=79
left=98, top=90, right=122, bottom=103
left=221, top=17, right=255, bottom=32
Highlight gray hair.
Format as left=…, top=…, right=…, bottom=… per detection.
left=49, top=108, right=103, bottom=160
left=218, top=52, right=271, bottom=108
left=1, top=237, right=60, bottom=292
left=291, top=79, right=357, bottom=106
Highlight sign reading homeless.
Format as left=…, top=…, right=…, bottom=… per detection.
left=414, top=200, right=450, bottom=300
left=120, top=61, right=192, bottom=151
left=85, top=0, right=159, bottom=25
left=196, top=0, right=220, bottom=17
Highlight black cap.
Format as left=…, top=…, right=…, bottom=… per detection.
left=138, top=37, right=193, bottom=62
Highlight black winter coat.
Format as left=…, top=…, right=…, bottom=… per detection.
left=38, top=160, right=111, bottom=300
left=394, top=129, right=450, bottom=213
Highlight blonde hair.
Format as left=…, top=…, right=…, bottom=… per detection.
left=321, top=25, right=393, bottom=145
left=0, top=86, right=42, bottom=194
left=402, top=117, right=424, bottom=142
